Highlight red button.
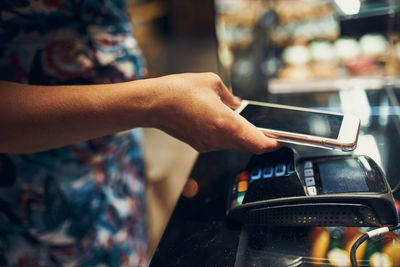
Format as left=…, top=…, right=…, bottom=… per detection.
left=239, top=171, right=250, bottom=181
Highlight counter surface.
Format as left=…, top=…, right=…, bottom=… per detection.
left=150, top=87, right=400, bottom=266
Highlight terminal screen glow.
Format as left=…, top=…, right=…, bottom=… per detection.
left=318, top=159, right=369, bottom=193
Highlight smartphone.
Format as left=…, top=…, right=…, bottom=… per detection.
left=236, top=100, right=360, bottom=151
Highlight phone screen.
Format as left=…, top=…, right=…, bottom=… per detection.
left=240, top=104, right=344, bottom=139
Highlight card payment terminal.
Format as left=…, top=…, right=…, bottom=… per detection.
left=227, top=147, right=398, bottom=227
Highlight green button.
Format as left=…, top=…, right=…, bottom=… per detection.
left=237, top=192, right=246, bottom=204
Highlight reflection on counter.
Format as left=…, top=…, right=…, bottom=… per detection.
left=235, top=222, right=400, bottom=267
left=214, top=0, right=400, bottom=94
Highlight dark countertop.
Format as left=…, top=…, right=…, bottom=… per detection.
left=150, top=87, right=400, bottom=266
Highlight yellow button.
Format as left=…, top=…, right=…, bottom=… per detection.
left=238, top=181, right=248, bottom=192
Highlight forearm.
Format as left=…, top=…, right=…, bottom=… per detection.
left=0, top=80, right=158, bottom=154
left=0, top=73, right=281, bottom=155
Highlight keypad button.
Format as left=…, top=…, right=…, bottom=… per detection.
left=250, top=168, right=261, bottom=180
left=275, top=164, right=286, bottom=176
left=305, top=177, right=315, bottom=186
left=287, top=162, right=295, bottom=174
left=237, top=192, right=246, bottom=204
left=239, top=171, right=250, bottom=181
left=304, top=168, right=314, bottom=177
left=238, top=181, right=248, bottom=192
left=262, top=166, right=274, bottom=178
left=307, top=186, right=317, bottom=196
left=304, top=161, right=313, bottom=169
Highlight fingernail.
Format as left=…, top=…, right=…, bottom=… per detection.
left=234, top=96, right=242, bottom=104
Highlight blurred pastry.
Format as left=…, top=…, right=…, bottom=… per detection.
left=282, top=45, right=311, bottom=65
left=311, top=62, right=338, bottom=78
left=270, top=0, right=339, bottom=47
left=273, top=0, right=336, bottom=25
left=309, top=41, right=337, bottom=62
left=215, top=0, right=269, bottom=50
left=279, top=65, right=313, bottom=80
left=271, top=15, right=340, bottom=47
left=334, top=38, right=361, bottom=62
left=360, top=33, right=388, bottom=61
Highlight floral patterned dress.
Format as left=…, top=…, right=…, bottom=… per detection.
left=0, top=1, right=148, bottom=266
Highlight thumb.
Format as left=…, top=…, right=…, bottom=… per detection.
left=217, top=82, right=241, bottom=110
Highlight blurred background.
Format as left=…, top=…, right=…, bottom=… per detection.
left=127, top=0, right=400, bottom=259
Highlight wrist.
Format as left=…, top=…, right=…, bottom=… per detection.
left=122, top=78, right=171, bottom=129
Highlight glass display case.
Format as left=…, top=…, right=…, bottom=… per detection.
left=214, top=0, right=400, bottom=95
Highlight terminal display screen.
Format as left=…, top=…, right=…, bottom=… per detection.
left=313, top=157, right=387, bottom=194
left=318, top=158, right=369, bottom=193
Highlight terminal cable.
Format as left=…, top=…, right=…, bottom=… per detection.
left=350, top=224, right=400, bottom=267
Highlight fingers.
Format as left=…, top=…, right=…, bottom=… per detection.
left=234, top=114, right=281, bottom=154
left=210, top=96, right=281, bottom=154
left=209, top=75, right=281, bottom=154
left=244, top=132, right=282, bottom=154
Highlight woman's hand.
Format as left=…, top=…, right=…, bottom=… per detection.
left=147, top=73, right=281, bottom=154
